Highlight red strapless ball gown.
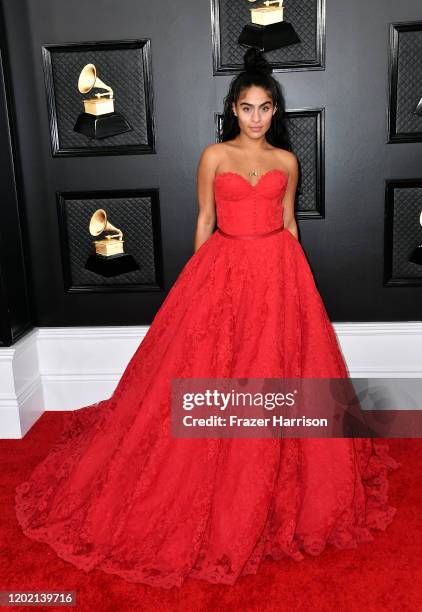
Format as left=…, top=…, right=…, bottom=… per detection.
left=15, top=168, right=400, bottom=589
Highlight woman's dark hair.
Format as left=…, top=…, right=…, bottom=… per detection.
left=221, top=47, right=292, bottom=151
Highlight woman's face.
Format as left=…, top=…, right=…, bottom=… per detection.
left=232, top=85, right=277, bottom=138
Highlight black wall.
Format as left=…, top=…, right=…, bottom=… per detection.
left=0, top=3, right=32, bottom=346
left=0, top=0, right=421, bottom=345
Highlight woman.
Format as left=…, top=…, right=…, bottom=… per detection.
left=15, top=47, right=400, bottom=589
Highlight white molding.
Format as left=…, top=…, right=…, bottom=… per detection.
left=36, top=326, right=149, bottom=413
left=37, top=326, right=149, bottom=339
left=334, top=322, right=422, bottom=335
left=0, top=322, right=421, bottom=438
left=0, top=329, right=44, bottom=438
left=335, top=321, right=422, bottom=377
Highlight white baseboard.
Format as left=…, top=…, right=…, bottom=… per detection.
left=0, top=322, right=421, bottom=439
left=37, top=326, right=149, bottom=411
left=0, top=329, right=44, bottom=438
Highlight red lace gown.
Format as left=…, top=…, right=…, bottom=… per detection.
left=15, top=168, right=400, bottom=589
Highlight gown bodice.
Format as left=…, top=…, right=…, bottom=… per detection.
left=214, top=168, right=288, bottom=236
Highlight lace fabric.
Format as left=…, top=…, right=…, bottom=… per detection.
left=15, top=170, right=401, bottom=589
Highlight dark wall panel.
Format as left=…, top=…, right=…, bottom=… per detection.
left=1, top=0, right=421, bottom=333
left=0, top=3, right=32, bottom=346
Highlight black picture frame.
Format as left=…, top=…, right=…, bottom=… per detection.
left=42, top=39, right=156, bottom=156
left=215, top=107, right=325, bottom=219
left=57, top=188, right=164, bottom=293
left=384, top=178, right=422, bottom=287
left=211, top=0, right=326, bottom=75
left=387, top=21, right=422, bottom=143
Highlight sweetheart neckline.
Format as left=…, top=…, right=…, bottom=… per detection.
left=214, top=168, right=288, bottom=189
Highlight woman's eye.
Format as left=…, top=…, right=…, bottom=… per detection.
left=240, top=107, right=270, bottom=112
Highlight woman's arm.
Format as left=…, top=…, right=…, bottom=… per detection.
left=194, top=144, right=218, bottom=253
left=282, top=152, right=300, bottom=241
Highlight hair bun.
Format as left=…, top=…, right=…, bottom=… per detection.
left=243, top=47, right=272, bottom=76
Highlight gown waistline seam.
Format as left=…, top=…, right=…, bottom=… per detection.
left=216, top=226, right=284, bottom=239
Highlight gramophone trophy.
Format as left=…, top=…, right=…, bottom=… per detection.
left=84, top=208, right=139, bottom=277
left=238, top=0, right=300, bottom=52
left=73, top=64, right=132, bottom=139
left=414, top=96, right=422, bottom=117
left=409, top=210, right=422, bottom=265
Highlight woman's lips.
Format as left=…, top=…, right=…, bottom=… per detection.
left=250, top=127, right=262, bottom=131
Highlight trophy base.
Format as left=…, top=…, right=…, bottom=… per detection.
left=73, top=112, right=132, bottom=139
left=238, top=22, right=300, bottom=52
left=85, top=253, right=140, bottom=277
left=409, top=245, right=422, bottom=265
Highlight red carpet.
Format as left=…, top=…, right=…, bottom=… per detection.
left=1, top=412, right=421, bottom=612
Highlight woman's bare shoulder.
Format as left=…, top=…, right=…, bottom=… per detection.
left=200, top=142, right=230, bottom=156
left=274, top=147, right=298, bottom=171
left=198, top=142, right=229, bottom=169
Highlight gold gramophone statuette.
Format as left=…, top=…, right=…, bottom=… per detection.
left=239, top=0, right=299, bottom=52
left=248, top=0, right=284, bottom=26
left=84, top=207, right=139, bottom=276
left=78, top=63, right=114, bottom=116
left=409, top=210, right=422, bottom=265
left=89, top=208, right=124, bottom=257
left=73, top=63, right=132, bottom=139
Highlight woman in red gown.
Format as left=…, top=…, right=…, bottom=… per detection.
left=14, top=48, right=400, bottom=589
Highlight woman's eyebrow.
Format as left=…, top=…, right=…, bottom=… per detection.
left=239, top=101, right=272, bottom=107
